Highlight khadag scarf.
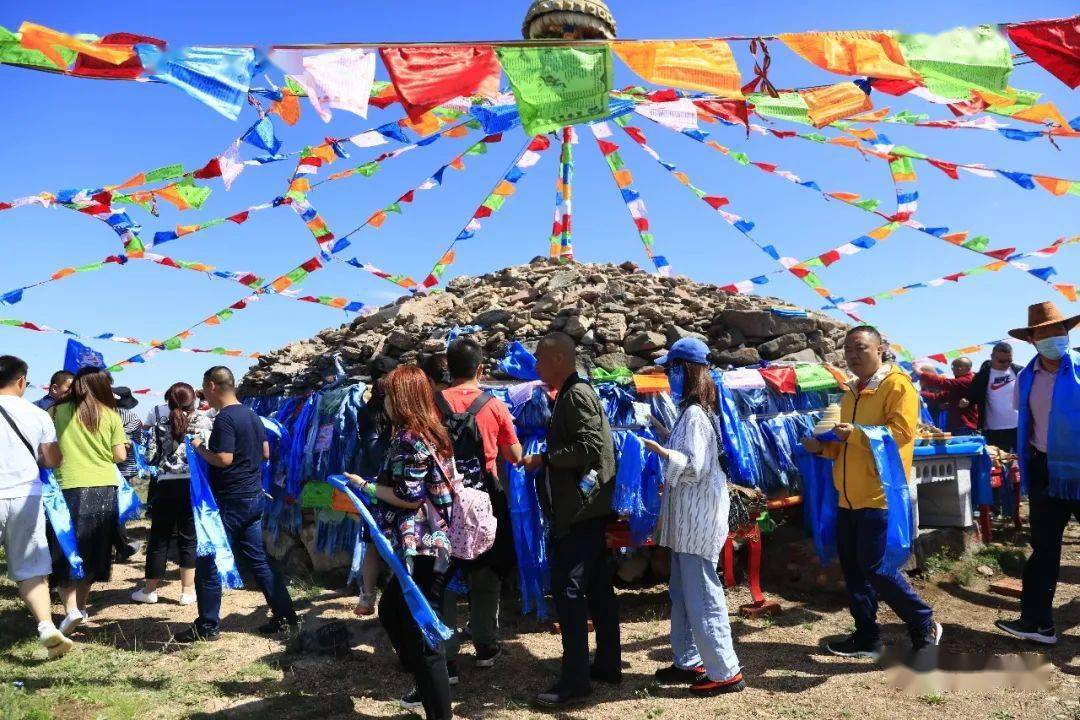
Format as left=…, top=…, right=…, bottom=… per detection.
left=116, top=467, right=143, bottom=524
left=39, top=469, right=84, bottom=579
left=326, top=475, right=453, bottom=648
left=857, top=425, right=913, bottom=574
left=1016, top=350, right=1080, bottom=499
left=184, top=439, right=243, bottom=589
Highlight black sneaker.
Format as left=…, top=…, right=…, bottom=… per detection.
left=911, top=622, right=944, bottom=651
left=826, top=633, right=882, bottom=660
left=589, top=665, right=623, bottom=685
left=400, top=687, right=423, bottom=710
left=654, top=664, right=707, bottom=684
left=475, top=643, right=502, bottom=668
left=447, top=659, right=460, bottom=686
left=257, top=617, right=300, bottom=636
left=532, top=683, right=591, bottom=710
left=173, top=626, right=220, bottom=643
left=995, top=618, right=1058, bottom=645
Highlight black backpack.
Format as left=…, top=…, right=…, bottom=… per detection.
left=434, top=391, right=496, bottom=493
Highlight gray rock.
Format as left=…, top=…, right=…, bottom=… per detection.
left=563, top=315, right=593, bottom=340
left=710, top=327, right=746, bottom=350
left=665, top=324, right=707, bottom=346
left=624, top=331, right=667, bottom=355
left=594, top=352, right=631, bottom=371
left=716, top=309, right=818, bottom=338
left=595, top=313, right=628, bottom=343
left=474, top=308, right=512, bottom=327
left=778, top=348, right=821, bottom=364
left=758, top=333, right=809, bottom=360
left=711, top=347, right=761, bottom=367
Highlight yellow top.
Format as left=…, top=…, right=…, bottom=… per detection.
left=819, top=364, right=918, bottom=510
left=52, top=403, right=126, bottom=490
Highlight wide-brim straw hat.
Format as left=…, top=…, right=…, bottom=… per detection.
left=1008, top=301, right=1080, bottom=341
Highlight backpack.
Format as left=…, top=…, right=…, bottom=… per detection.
left=434, top=391, right=496, bottom=492
left=430, top=455, right=497, bottom=561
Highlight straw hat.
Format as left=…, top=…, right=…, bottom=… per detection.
left=1008, top=301, right=1080, bottom=341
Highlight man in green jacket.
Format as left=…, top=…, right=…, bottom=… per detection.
left=523, top=332, right=619, bottom=709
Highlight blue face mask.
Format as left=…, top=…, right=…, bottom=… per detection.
left=1034, top=335, right=1070, bottom=361
left=667, top=364, right=685, bottom=400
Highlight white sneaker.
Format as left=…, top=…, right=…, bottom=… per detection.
left=179, top=591, right=197, bottom=606
left=59, top=612, right=84, bottom=636
left=131, top=588, right=158, bottom=604
left=40, top=627, right=74, bottom=659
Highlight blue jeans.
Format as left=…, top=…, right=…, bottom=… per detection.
left=836, top=508, right=933, bottom=643
left=669, top=552, right=741, bottom=682
left=195, top=495, right=296, bottom=633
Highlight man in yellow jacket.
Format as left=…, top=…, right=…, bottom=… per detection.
left=801, top=326, right=941, bottom=659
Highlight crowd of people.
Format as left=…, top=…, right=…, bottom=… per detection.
left=0, top=299, right=1077, bottom=719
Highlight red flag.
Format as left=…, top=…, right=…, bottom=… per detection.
left=1008, top=17, right=1080, bottom=89
left=380, top=46, right=500, bottom=121
left=482, top=133, right=503, bottom=143
left=648, top=89, right=679, bottom=103
left=623, top=126, right=647, bottom=145
left=943, top=273, right=965, bottom=282
left=474, top=206, right=493, bottom=219
left=634, top=217, right=650, bottom=232
left=929, top=353, right=948, bottom=364
left=984, top=247, right=1017, bottom=261
left=751, top=162, right=777, bottom=173
left=228, top=211, right=250, bottom=224
left=694, top=99, right=750, bottom=129
left=300, top=257, right=322, bottom=272
left=399, top=190, right=415, bottom=204
left=528, top=135, right=551, bottom=152
left=928, top=159, right=959, bottom=179
left=597, top=139, right=619, bottom=156
left=819, top=250, right=842, bottom=267
left=703, top=196, right=729, bottom=209
left=72, top=32, right=163, bottom=79
left=869, top=78, right=919, bottom=96
left=192, top=158, right=221, bottom=180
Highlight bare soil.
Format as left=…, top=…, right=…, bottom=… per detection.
left=2, top=518, right=1078, bottom=720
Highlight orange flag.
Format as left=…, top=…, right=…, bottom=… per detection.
left=615, top=40, right=743, bottom=99
left=270, top=90, right=301, bottom=126
left=801, top=82, right=872, bottom=127
left=779, top=31, right=917, bottom=80
left=18, top=22, right=134, bottom=70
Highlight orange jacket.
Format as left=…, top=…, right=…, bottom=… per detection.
left=819, top=364, right=918, bottom=510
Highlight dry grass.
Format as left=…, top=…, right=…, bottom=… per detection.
left=1, top=518, right=1079, bottom=719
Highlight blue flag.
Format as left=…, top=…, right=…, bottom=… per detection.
left=63, top=339, right=105, bottom=374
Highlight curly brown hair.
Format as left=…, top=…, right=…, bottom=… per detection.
left=383, top=365, right=453, bottom=459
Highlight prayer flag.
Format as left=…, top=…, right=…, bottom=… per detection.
left=63, top=339, right=105, bottom=374
left=270, top=48, right=375, bottom=122
left=19, top=22, right=133, bottom=69
left=780, top=31, right=917, bottom=80
left=380, top=45, right=500, bottom=120
left=1008, top=17, right=1080, bottom=89
left=614, top=40, right=743, bottom=98
left=496, top=46, right=613, bottom=135
left=0, top=25, right=76, bottom=69
left=801, top=82, right=873, bottom=127
left=136, top=44, right=255, bottom=120
left=72, top=32, right=161, bottom=79
left=898, top=25, right=1013, bottom=99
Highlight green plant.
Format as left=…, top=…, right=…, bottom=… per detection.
left=921, top=693, right=946, bottom=706
left=991, top=711, right=1015, bottom=720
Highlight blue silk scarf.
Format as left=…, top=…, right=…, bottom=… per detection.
left=184, top=439, right=243, bottom=589
left=858, top=425, right=914, bottom=574
left=39, top=469, right=84, bottom=579
left=327, top=475, right=453, bottom=648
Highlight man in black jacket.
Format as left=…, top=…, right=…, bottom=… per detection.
left=964, top=342, right=1023, bottom=452
left=523, top=332, right=619, bottom=709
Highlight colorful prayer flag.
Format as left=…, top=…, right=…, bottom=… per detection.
left=496, top=46, right=613, bottom=135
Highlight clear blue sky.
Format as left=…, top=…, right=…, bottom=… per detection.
left=1, top=1, right=1077, bottom=402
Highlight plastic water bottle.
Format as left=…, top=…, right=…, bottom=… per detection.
left=579, top=469, right=599, bottom=497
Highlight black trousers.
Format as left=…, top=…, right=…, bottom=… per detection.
left=145, top=479, right=197, bottom=580
left=550, top=515, right=621, bottom=694
left=1021, top=450, right=1080, bottom=628
left=379, top=556, right=451, bottom=720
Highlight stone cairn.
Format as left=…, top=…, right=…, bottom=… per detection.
left=241, top=258, right=849, bottom=397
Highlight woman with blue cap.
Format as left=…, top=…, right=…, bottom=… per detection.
left=642, top=337, right=745, bottom=696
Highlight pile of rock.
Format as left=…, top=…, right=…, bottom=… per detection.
left=240, top=258, right=850, bottom=396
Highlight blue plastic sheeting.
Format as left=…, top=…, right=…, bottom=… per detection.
left=597, top=382, right=638, bottom=428
left=497, top=341, right=540, bottom=381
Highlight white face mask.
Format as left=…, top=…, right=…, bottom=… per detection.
left=1034, top=335, right=1070, bottom=361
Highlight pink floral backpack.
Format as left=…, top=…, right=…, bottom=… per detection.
left=431, top=456, right=497, bottom=561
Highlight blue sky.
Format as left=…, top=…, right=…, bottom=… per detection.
left=1, top=1, right=1077, bottom=402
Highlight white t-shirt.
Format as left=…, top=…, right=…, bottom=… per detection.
left=985, top=367, right=1019, bottom=431
left=0, top=395, right=57, bottom=498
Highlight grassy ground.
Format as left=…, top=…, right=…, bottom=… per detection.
left=1, top=518, right=1079, bottom=720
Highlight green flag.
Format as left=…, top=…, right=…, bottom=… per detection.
left=747, top=92, right=811, bottom=126
left=898, top=25, right=1012, bottom=99
left=145, top=164, right=185, bottom=183
left=0, top=26, right=76, bottom=69
left=175, top=180, right=212, bottom=210
left=496, top=46, right=613, bottom=135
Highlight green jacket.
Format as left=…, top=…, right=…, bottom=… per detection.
left=540, top=375, right=616, bottom=538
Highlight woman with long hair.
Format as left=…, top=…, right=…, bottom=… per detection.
left=131, top=382, right=213, bottom=605
left=642, top=338, right=745, bottom=696
left=49, top=367, right=129, bottom=635
left=344, top=365, right=455, bottom=720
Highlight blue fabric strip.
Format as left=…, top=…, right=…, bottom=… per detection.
left=858, top=425, right=913, bottom=574
left=185, top=439, right=243, bottom=589
left=39, top=469, right=84, bottom=579
left=326, top=475, right=453, bottom=648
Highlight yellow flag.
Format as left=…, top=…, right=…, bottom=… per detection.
left=780, top=31, right=917, bottom=80
left=19, top=22, right=133, bottom=70
left=614, top=40, right=743, bottom=99
left=801, top=82, right=872, bottom=127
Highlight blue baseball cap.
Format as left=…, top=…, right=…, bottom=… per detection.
left=656, top=337, right=710, bottom=366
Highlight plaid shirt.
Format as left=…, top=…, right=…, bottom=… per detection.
left=374, top=429, right=454, bottom=560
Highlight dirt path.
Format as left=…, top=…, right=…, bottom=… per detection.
left=2, top=519, right=1079, bottom=719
